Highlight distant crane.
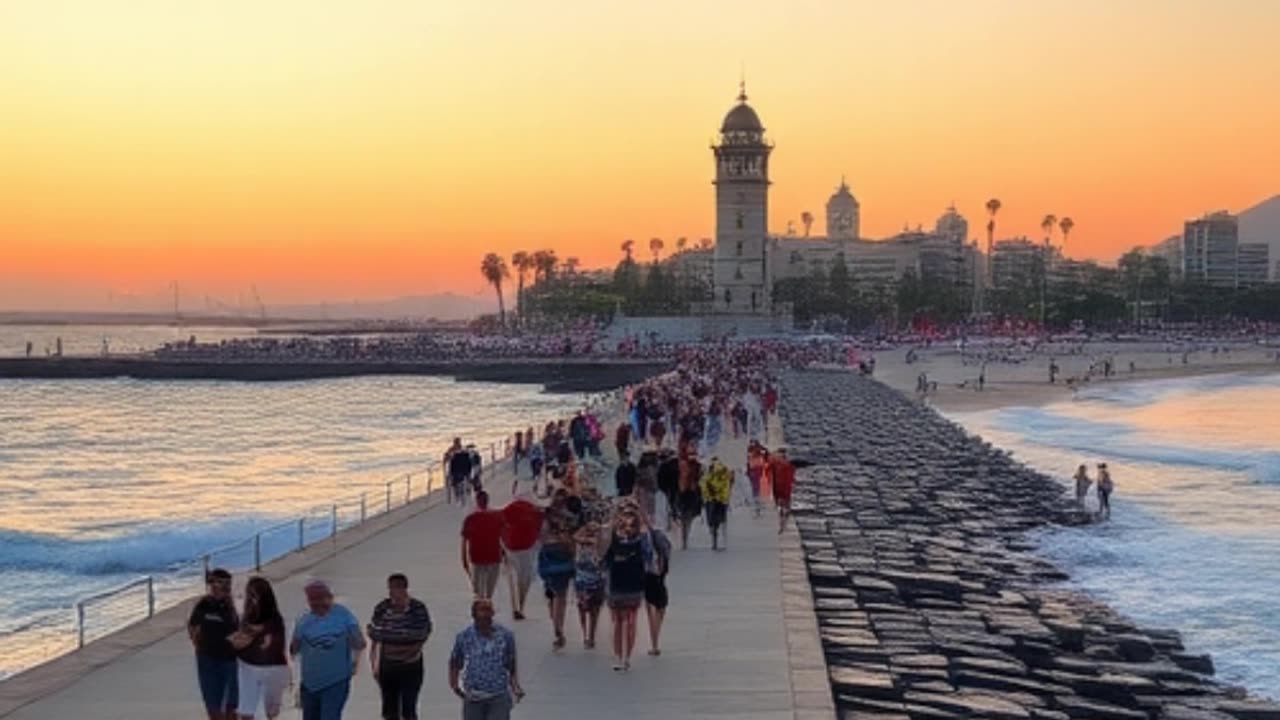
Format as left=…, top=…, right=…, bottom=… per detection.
left=250, top=285, right=266, bottom=321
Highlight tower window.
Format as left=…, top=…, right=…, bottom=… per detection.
left=736, top=211, right=744, bottom=230
left=736, top=241, right=744, bottom=256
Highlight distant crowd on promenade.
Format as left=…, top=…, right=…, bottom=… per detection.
left=187, top=341, right=804, bottom=720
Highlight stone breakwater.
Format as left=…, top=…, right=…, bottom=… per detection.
left=779, top=369, right=1280, bottom=720
left=0, top=357, right=670, bottom=393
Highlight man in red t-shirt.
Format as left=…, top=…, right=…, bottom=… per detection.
left=769, top=447, right=797, bottom=535
left=461, top=491, right=506, bottom=600
left=500, top=494, right=544, bottom=620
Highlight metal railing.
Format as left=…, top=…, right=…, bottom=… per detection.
left=60, top=388, right=626, bottom=657
left=70, top=438, right=515, bottom=651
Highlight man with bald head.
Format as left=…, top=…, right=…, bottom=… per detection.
left=449, top=598, right=524, bottom=720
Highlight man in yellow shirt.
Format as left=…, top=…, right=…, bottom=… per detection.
left=701, top=458, right=733, bottom=551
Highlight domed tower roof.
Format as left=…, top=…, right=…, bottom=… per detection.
left=828, top=177, right=858, bottom=205
left=721, top=84, right=764, bottom=133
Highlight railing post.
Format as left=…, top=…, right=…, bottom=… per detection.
left=146, top=577, right=156, bottom=618
left=297, top=517, right=306, bottom=551
left=360, top=493, right=367, bottom=523
left=331, top=504, right=338, bottom=539
left=405, top=475, right=411, bottom=504
left=201, top=554, right=210, bottom=583
left=253, top=534, right=262, bottom=571
left=76, top=602, right=86, bottom=649
left=385, top=481, right=392, bottom=513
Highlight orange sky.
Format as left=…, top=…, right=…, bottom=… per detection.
left=2, top=0, right=1278, bottom=310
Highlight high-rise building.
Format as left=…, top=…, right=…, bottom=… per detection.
left=712, top=84, right=773, bottom=315
left=990, top=237, right=1042, bottom=290
left=1150, top=235, right=1184, bottom=280
left=1182, top=212, right=1239, bottom=287
left=1236, top=243, right=1271, bottom=287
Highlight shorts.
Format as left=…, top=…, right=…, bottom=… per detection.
left=608, top=591, right=644, bottom=611
left=575, top=584, right=604, bottom=611
left=196, top=654, right=238, bottom=714
left=644, top=574, right=669, bottom=610
left=237, top=661, right=290, bottom=717
left=505, top=546, right=536, bottom=591
left=538, top=546, right=574, bottom=597
left=471, top=563, right=501, bottom=599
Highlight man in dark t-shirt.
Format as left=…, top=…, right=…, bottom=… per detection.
left=615, top=458, right=638, bottom=497
left=188, top=568, right=239, bottom=720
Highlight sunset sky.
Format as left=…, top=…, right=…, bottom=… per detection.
left=2, top=0, right=1278, bottom=310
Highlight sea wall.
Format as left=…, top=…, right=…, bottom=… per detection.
left=0, top=357, right=670, bottom=393
left=780, top=369, right=1280, bottom=720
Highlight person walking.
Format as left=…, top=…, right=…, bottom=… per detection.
left=643, top=525, right=672, bottom=657
left=367, top=574, right=432, bottom=720
left=527, top=441, right=545, bottom=497
left=447, top=438, right=472, bottom=506
left=500, top=493, right=543, bottom=621
left=746, top=440, right=767, bottom=517
left=675, top=456, right=704, bottom=551
left=702, top=458, right=733, bottom=551
left=615, top=456, right=638, bottom=498
left=573, top=520, right=606, bottom=649
left=290, top=580, right=365, bottom=720
left=189, top=568, right=239, bottom=720
left=604, top=505, right=649, bottom=671
left=769, top=447, right=796, bottom=535
left=614, top=421, right=632, bottom=462
left=461, top=491, right=506, bottom=600
left=1073, top=464, right=1092, bottom=510
left=232, top=577, right=290, bottom=720
left=537, top=490, right=577, bottom=650
left=449, top=599, right=524, bottom=720
left=1096, top=463, right=1114, bottom=519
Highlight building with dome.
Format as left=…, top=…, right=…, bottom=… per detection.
left=710, top=84, right=774, bottom=316
left=826, top=179, right=860, bottom=240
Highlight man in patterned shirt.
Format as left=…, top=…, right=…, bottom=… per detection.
left=449, top=598, right=524, bottom=720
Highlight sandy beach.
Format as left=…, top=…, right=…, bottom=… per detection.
left=867, top=340, right=1280, bottom=412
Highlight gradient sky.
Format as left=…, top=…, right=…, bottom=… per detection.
left=2, top=0, right=1278, bottom=310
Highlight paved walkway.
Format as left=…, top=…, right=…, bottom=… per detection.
left=3, top=424, right=832, bottom=720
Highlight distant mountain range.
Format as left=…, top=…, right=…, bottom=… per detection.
left=0, top=292, right=497, bottom=324
left=268, top=293, right=496, bottom=322
left=1239, top=195, right=1280, bottom=280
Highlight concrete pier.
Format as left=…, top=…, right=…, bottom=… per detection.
left=0, top=419, right=832, bottom=720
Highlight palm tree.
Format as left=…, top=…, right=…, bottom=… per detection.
left=699, top=237, right=713, bottom=250
left=800, top=211, right=814, bottom=237
left=649, top=237, right=665, bottom=264
left=511, top=250, right=531, bottom=325
left=1041, top=214, right=1058, bottom=245
left=621, top=239, right=635, bottom=262
left=676, top=237, right=688, bottom=253
left=564, top=257, right=580, bottom=274
left=1059, top=217, right=1074, bottom=247
left=480, top=253, right=509, bottom=328
left=532, top=249, right=558, bottom=284
left=984, top=198, right=1002, bottom=289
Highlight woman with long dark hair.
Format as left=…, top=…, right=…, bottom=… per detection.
left=233, top=577, right=290, bottom=720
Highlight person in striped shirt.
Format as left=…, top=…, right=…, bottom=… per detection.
left=367, top=574, right=432, bottom=720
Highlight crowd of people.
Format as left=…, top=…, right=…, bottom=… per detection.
left=186, top=341, right=801, bottom=720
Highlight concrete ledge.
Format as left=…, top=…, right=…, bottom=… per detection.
left=780, top=525, right=837, bottom=720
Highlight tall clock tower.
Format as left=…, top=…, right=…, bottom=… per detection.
left=712, top=84, right=773, bottom=315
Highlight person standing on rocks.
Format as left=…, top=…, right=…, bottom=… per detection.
left=1096, top=463, right=1114, bottom=519
left=1073, top=464, right=1092, bottom=510
left=702, top=458, right=733, bottom=551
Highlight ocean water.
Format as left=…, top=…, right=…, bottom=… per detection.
left=0, top=323, right=261, bottom=357
left=950, top=372, right=1280, bottom=700
left=0, top=375, right=584, bottom=679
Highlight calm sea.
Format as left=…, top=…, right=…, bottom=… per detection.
left=0, top=368, right=584, bottom=679
left=951, top=372, right=1280, bottom=700
left=0, top=323, right=262, bottom=357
